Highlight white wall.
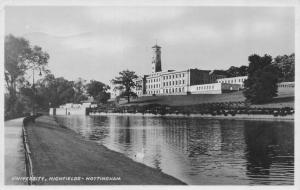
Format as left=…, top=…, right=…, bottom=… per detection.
left=190, top=83, right=240, bottom=94
left=190, top=83, right=222, bottom=94
left=51, top=107, right=87, bottom=115
left=217, top=76, right=247, bottom=88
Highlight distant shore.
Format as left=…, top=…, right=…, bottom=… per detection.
left=89, top=112, right=294, bottom=121
left=25, top=116, right=185, bottom=185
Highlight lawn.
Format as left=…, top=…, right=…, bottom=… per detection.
left=121, top=87, right=294, bottom=108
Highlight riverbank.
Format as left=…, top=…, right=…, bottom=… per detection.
left=25, top=116, right=185, bottom=185
left=89, top=112, right=294, bottom=121
left=123, top=89, right=294, bottom=108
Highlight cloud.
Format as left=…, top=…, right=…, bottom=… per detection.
left=61, top=33, right=133, bottom=54
left=22, top=22, right=89, bottom=38
left=86, top=7, right=185, bottom=24
left=158, top=25, right=221, bottom=45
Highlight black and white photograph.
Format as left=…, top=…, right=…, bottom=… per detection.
left=2, top=0, right=298, bottom=188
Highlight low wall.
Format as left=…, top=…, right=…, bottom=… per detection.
left=50, top=107, right=87, bottom=115
left=89, top=112, right=294, bottom=121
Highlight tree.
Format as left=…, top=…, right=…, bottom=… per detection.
left=238, top=65, right=248, bottom=76
left=274, top=53, right=294, bottom=82
left=226, top=65, right=249, bottom=77
left=243, top=54, right=280, bottom=104
left=5, top=34, right=49, bottom=117
left=211, top=70, right=230, bottom=77
left=34, top=74, right=75, bottom=109
left=72, top=78, right=88, bottom=103
left=5, top=35, right=30, bottom=112
left=86, top=80, right=110, bottom=104
left=227, top=66, right=240, bottom=77
left=111, top=70, right=138, bottom=103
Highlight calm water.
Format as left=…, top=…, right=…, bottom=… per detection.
left=55, top=115, right=294, bottom=185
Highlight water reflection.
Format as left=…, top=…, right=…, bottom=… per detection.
left=55, top=115, right=294, bottom=185
left=244, top=121, right=294, bottom=185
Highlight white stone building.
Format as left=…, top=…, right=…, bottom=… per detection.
left=110, top=44, right=249, bottom=98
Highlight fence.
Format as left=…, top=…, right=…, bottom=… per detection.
left=22, top=120, right=34, bottom=185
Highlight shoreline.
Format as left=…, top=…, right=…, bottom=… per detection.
left=25, top=116, right=186, bottom=185
left=89, top=112, right=294, bottom=121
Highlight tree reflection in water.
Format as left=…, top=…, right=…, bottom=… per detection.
left=244, top=121, right=294, bottom=185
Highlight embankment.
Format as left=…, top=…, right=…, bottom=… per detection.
left=89, top=112, right=293, bottom=121
left=24, top=116, right=185, bottom=185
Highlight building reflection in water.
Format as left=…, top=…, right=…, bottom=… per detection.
left=55, top=115, right=294, bottom=185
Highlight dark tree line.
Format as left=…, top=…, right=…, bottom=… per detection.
left=243, top=54, right=290, bottom=104
left=211, top=65, right=249, bottom=78
left=4, top=34, right=110, bottom=119
left=211, top=53, right=294, bottom=82
left=211, top=53, right=294, bottom=104
left=273, top=53, right=294, bottom=82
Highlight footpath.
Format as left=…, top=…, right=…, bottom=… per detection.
left=5, top=118, right=26, bottom=185
left=24, top=116, right=185, bottom=185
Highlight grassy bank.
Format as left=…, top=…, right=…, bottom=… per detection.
left=25, top=116, right=185, bottom=185
left=121, top=88, right=294, bottom=108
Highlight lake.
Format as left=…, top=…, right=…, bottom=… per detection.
left=55, top=115, right=294, bottom=185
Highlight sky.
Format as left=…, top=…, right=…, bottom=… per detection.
left=5, top=6, right=295, bottom=84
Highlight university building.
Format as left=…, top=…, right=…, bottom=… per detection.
left=132, top=44, right=246, bottom=97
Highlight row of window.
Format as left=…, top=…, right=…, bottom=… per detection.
left=163, top=80, right=185, bottom=87
left=147, top=87, right=185, bottom=95
left=147, top=73, right=186, bottom=83
left=196, top=85, right=215, bottom=91
left=147, top=78, right=161, bottom=83
left=147, top=90, right=159, bottom=94
left=218, top=78, right=246, bottom=84
left=147, top=84, right=161, bottom=89
left=278, top=84, right=294, bottom=88
left=162, top=73, right=185, bottom=80
left=164, top=87, right=185, bottom=94
left=147, top=80, right=186, bottom=89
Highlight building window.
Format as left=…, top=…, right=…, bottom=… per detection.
left=183, top=80, right=185, bottom=84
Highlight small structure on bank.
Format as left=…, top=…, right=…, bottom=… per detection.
left=49, top=102, right=97, bottom=116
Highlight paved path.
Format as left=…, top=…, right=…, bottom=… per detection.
left=25, top=116, right=185, bottom=185
left=5, top=118, right=26, bottom=185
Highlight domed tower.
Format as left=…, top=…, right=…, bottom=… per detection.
left=151, top=44, right=162, bottom=73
